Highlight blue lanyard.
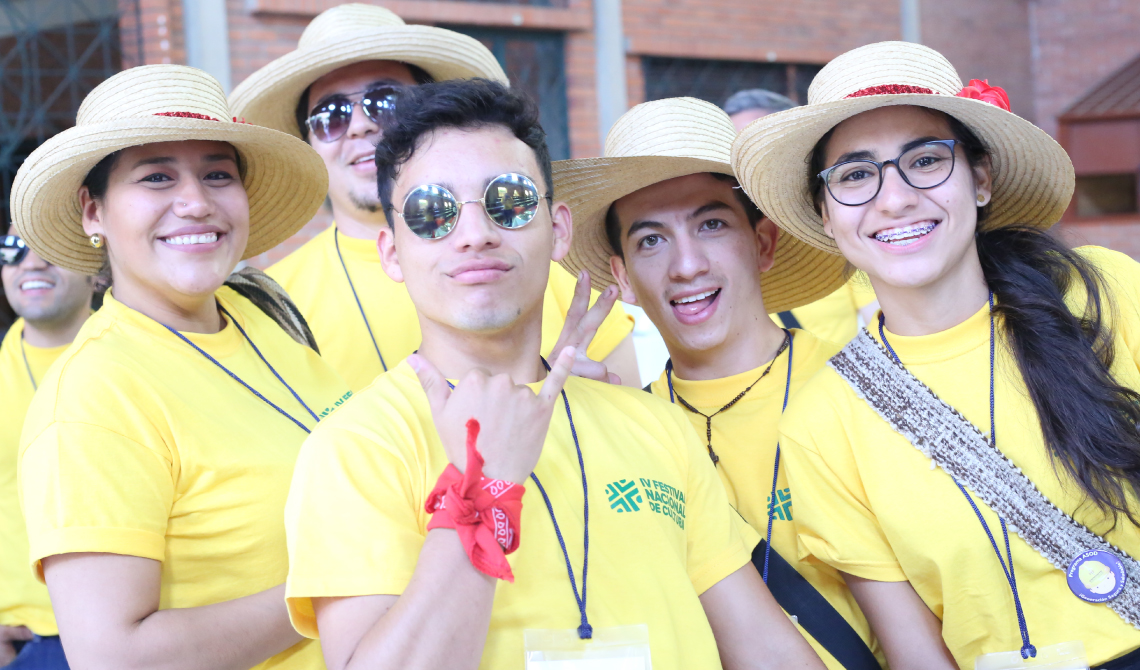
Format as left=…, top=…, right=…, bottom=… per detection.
left=20, top=332, right=37, bottom=391
left=446, top=358, right=592, bottom=639
left=334, top=228, right=387, bottom=372
left=163, top=305, right=320, bottom=434
left=878, top=294, right=1037, bottom=660
left=665, top=330, right=794, bottom=584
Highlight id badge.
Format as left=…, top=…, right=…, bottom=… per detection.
left=524, top=624, right=652, bottom=670
left=975, top=641, right=1089, bottom=670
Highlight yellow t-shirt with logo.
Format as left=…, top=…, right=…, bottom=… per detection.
left=771, top=277, right=877, bottom=345
left=19, top=288, right=352, bottom=670
left=650, top=329, right=883, bottom=670
left=268, top=226, right=635, bottom=391
left=779, top=246, right=1140, bottom=668
left=0, top=320, right=67, bottom=635
left=284, top=361, right=759, bottom=669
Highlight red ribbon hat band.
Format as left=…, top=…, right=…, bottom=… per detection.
left=844, top=79, right=1011, bottom=112
left=425, top=419, right=525, bottom=582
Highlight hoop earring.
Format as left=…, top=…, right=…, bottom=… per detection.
left=89, top=233, right=104, bottom=248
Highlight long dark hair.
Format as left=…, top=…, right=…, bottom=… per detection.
left=810, top=109, right=1140, bottom=526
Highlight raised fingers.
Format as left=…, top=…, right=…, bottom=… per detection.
left=539, top=346, right=577, bottom=404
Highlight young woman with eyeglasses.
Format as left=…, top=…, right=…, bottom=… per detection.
left=733, top=42, right=1140, bottom=670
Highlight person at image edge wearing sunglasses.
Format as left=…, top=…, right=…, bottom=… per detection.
left=281, top=79, right=826, bottom=670
left=229, top=3, right=639, bottom=392
left=0, top=229, right=95, bottom=670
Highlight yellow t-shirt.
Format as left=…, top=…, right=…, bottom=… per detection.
left=19, top=288, right=352, bottom=670
left=268, top=226, right=635, bottom=391
left=771, top=277, right=877, bottom=345
left=0, top=320, right=67, bottom=635
left=779, top=246, right=1140, bottom=668
left=285, top=361, right=758, bottom=669
left=649, top=330, right=882, bottom=670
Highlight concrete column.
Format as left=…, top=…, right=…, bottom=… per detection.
left=182, top=0, right=232, bottom=92
left=901, top=0, right=922, bottom=43
left=594, top=0, right=628, bottom=145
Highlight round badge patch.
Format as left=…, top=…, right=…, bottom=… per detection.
left=1067, top=550, right=1127, bottom=603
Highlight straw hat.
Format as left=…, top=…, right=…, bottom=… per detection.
left=229, top=3, right=508, bottom=138
left=10, top=64, right=328, bottom=275
left=732, top=41, right=1075, bottom=253
left=554, top=97, right=848, bottom=314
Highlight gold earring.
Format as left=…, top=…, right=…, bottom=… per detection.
left=977, top=194, right=986, bottom=204
left=89, top=233, right=104, bottom=248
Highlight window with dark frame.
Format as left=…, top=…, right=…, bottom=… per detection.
left=641, top=56, right=822, bottom=109
left=1075, top=174, right=1139, bottom=217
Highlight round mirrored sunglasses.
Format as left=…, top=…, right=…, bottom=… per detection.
left=0, top=235, right=29, bottom=266
left=397, top=173, right=552, bottom=240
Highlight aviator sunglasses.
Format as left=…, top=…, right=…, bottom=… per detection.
left=305, top=85, right=402, bottom=143
left=396, top=173, right=552, bottom=240
left=0, top=235, right=29, bottom=266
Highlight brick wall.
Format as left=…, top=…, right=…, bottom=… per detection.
left=137, top=0, right=186, bottom=65
left=1030, top=0, right=1140, bottom=138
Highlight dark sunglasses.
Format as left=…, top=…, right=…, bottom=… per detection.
left=395, top=173, right=552, bottom=240
left=0, top=235, right=29, bottom=266
left=305, top=85, right=402, bottom=143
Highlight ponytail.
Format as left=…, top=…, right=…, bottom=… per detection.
left=978, top=225, right=1140, bottom=526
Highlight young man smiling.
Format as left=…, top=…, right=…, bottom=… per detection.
left=0, top=225, right=94, bottom=669
left=554, top=98, right=884, bottom=670
left=282, top=81, right=824, bottom=670
left=230, top=3, right=636, bottom=391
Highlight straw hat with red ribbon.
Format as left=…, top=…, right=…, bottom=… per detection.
left=11, top=64, right=329, bottom=275
left=731, top=41, right=1075, bottom=253
left=555, top=97, right=849, bottom=314
left=229, top=3, right=508, bottom=138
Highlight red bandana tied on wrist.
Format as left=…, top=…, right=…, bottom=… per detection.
left=843, top=79, right=1011, bottom=112
left=425, top=419, right=525, bottom=582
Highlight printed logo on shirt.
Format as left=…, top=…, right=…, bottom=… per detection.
left=606, top=479, right=642, bottom=512
left=766, top=487, right=792, bottom=521
left=318, top=391, right=354, bottom=419
left=606, top=478, right=686, bottom=529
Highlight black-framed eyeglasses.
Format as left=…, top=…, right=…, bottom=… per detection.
left=0, top=235, right=29, bottom=266
left=306, top=85, right=403, bottom=143
left=818, top=139, right=959, bottom=207
left=396, top=173, right=553, bottom=240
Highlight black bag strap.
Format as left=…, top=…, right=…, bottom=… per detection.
left=777, top=311, right=802, bottom=330
left=224, top=266, right=320, bottom=354
left=752, top=539, right=879, bottom=670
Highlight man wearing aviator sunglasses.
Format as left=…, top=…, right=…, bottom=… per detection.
left=0, top=227, right=95, bottom=669
left=230, top=3, right=638, bottom=392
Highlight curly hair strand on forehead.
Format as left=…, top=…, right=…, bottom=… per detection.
left=374, top=79, right=552, bottom=228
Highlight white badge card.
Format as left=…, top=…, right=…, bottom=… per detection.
left=975, top=641, right=1089, bottom=670
left=525, top=624, right=652, bottom=670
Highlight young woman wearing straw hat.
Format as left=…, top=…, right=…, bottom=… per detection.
left=733, top=41, right=1140, bottom=670
left=11, top=64, right=351, bottom=670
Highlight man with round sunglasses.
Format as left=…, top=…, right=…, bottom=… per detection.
left=0, top=226, right=94, bottom=669
left=230, top=3, right=638, bottom=391
left=281, top=80, right=825, bottom=670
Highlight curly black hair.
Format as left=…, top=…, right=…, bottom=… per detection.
left=374, top=78, right=552, bottom=228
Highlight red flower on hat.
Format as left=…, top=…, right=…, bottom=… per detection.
left=956, top=80, right=1011, bottom=111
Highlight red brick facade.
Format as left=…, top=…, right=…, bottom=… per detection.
left=126, top=0, right=1140, bottom=260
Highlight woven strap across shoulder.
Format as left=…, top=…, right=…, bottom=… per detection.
left=829, top=329, right=1140, bottom=629
left=225, top=266, right=320, bottom=354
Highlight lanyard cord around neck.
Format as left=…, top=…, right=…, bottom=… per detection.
left=445, top=358, right=592, bottom=639
left=334, top=228, right=388, bottom=372
left=665, top=330, right=794, bottom=584
left=162, top=305, right=320, bottom=434
left=667, top=330, right=791, bottom=465
left=878, top=294, right=1036, bottom=660
left=19, top=331, right=37, bottom=391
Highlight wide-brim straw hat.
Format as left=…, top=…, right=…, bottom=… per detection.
left=732, top=41, right=1075, bottom=253
left=554, top=97, right=848, bottom=314
left=229, top=3, right=508, bottom=138
left=11, top=64, right=328, bottom=275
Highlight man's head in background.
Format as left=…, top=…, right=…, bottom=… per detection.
left=1, top=224, right=94, bottom=343
left=723, top=89, right=797, bottom=132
